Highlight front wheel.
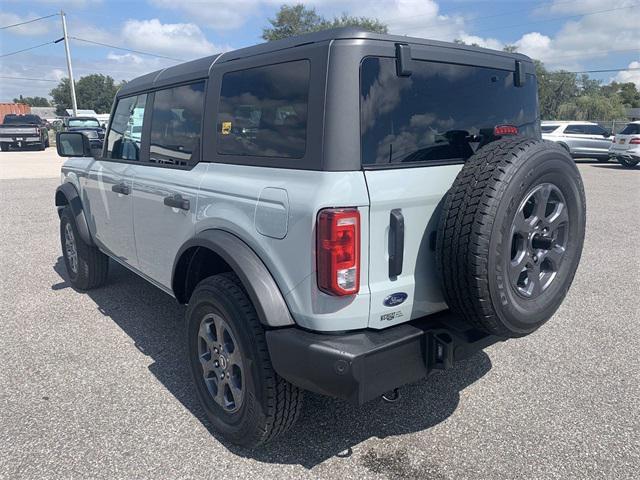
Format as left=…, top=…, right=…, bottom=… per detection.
left=186, top=273, right=303, bottom=447
left=60, top=206, right=109, bottom=290
left=617, top=156, right=639, bottom=169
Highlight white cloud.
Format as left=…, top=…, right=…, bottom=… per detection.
left=614, top=61, right=640, bottom=88
left=149, top=0, right=260, bottom=31
left=0, top=12, right=52, bottom=35
left=121, top=18, right=223, bottom=59
left=107, top=52, right=144, bottom=64
left=457, top=34, right=503, bottom=51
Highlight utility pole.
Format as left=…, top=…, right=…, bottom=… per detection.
left=60, top=11, right=77, bottom=116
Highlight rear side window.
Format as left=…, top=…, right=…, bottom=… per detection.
left=149, top=81, right=205, bottom=166
left=106, top=94, right=147, bottom=161
left=564, top=125, right=585, bottom=134
left=217, top=60, right=310, bottom=159
left=360, top=57, right=538, bottom=166
left=541, top=125, right=559, bottom=133
left=620, top=123, right=640, bottom=135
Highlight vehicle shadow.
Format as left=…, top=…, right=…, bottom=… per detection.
left=589, top=163, right=639, bottom=171
left=52, top=257, right=492, bottom=469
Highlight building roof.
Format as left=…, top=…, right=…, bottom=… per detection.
left=66, top=109, right=98, bottom=117
left=30, top=107, right=58, bottom=119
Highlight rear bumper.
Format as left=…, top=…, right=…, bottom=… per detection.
left=609, top=150, right=640, bottom=161
left=266, top=311, right=502, bottom=404
left=0, top=136, right=41, bottom=144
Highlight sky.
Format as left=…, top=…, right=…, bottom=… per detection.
left=1, top=0, right=639, bottom=102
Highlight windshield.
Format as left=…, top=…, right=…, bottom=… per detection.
left=68, top=118, right=100, bottom=128
left=360, top=57, right=539, bottom=166
left=3, top=115, right=41, bottom=125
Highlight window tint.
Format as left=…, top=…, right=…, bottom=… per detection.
left=541, top=125, right=559, bottom=133
left=564, top=124, right=585, bottom=134
left=217, top=60, right=310, bottom=159
left=582, top=124, right=606, bottom=135
left=106, top=94, right=147, bottom=161
left=149, top=82, right=205, bottom=166
left=620, top=123, right=640, bottom=135
left=68, top=118, right=100, bottom=128
left=360, top=57, right=538, bottom=166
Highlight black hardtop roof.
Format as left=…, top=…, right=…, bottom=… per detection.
left=117, top=27, right=532, bottom=97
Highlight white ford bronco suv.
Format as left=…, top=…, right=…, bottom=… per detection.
left=55, top=28, right=586, bottom=447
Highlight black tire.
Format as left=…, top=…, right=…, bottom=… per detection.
left=0, top=144, right=8, bottom=152
left=60, top=206, right=109, bottom=290
left=436, top=138, right=586, bottom=338
left=186, top=272, right=303, bottom=447
left=617, top=157, right=639, bottom=168
left=596, top=157, right=609, bottom=163
left=37, top=142, right=45, bottom=151
left=44, top=136, right=50, bottom=148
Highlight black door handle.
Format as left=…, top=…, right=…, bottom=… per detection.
left=111, top=182, right=130, bottom=195
left=389, top=209, right=404, bottom=278
left=164, top=193, right=190, bottom=211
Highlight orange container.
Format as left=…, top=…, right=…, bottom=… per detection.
left=0, top=103, right=31, bottom=123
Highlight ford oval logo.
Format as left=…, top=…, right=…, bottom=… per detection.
left=383, top=292, right=408, bottom=307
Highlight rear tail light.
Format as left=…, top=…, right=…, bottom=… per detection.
left=494, top=125, right=518, bottom=136
left=317, top=208, right=360, bottom=296
left=35, top=127, right=41, bottom=135
left=630, top=137, right=640, bottom=144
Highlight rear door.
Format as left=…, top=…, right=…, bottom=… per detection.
left=360, top=56, right=539, bottom=328
left=130, top=81, right=206, bottom=288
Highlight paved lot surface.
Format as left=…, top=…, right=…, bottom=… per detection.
left=1, top=149, right=639, bottom=479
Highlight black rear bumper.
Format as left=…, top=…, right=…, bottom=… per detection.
left=266, top=311, right=503, bottom=405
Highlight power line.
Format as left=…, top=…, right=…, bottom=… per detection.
left=0, top=40, right=57, bottom=58
left=0, top=13, right=58, bottom=30
left=0, top=75, right=59, bottom=83
left=69, top=36, right=184, bottom=62
left=472, top=4, right=640, bottom=34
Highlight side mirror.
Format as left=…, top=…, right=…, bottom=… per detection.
left=603, top=131, right=611, bottom=137
left=56, top=131, right=93, bottom=157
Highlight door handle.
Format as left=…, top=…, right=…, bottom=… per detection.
left=111, top=182, right=130, bottom=195
left=164, top=193, right=190, bottom=211
left=389, top=208, right=404, bottom=278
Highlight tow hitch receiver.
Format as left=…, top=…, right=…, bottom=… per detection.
left=266, top=310, right=504, bottom=405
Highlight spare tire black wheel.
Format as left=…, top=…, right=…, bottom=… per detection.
left=436, top=138, right=586, bottom=338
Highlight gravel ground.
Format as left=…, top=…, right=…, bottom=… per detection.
left=0, top=150, right=639, bottom=479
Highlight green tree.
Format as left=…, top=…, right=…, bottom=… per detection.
left=263, top=3, right=386, bottom=41
left=534, top=61, right=579, bottom=120
left=50, top=74, right=123, bottom=115
left=13, top=95, right=50, bottom=107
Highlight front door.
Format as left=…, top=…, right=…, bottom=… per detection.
left=83, top=92, right=148, bottom=267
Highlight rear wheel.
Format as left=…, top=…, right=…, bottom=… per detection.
left=596, top=157, right=609, bottom=163
left=0, top=144, right=8, bottom=152
left=186, top=273, right=303, bottom=447
left=436, top=138, right=586, bottom=338
left=617, top=156, right=639, bottom=168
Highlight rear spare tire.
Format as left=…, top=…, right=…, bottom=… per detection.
left=436, top=138, right=586, bottom=338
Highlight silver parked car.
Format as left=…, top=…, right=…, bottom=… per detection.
left=541, top=121, right=613, bottom=162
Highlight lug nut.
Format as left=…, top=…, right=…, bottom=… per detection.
left=220, top=373, right=225, bottom=379
left=214, top=361, right=219, bottom=367
left=532, top=255, right=538, bottom=262
left=213, top=348, right=218, bottom=354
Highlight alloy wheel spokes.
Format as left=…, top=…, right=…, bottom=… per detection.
left=508, top=183, right=569, bottom=299
left=197, top=313, right=244, bottom=413
left=64, top=223, right=78, bottom=274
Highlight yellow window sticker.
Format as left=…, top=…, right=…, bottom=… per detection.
left=221, top=121, right=232, bottom=135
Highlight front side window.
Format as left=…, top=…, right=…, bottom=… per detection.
left=149, top=82, right=205, bottom=166
left=360, top=57, right=538, bottom=166
left=106, top=94, right=147, bottom=161
left=582, top=124, right=606, bottom=135
left=217, top=60, right=310, bottom=159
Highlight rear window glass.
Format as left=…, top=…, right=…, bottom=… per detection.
left=360, top=57, right=538, bottom=166
left=68, top=118, right=100, bottom=128
left=620, top=123, right=640, bottom=135
left=149, top=81, right=205, bottom=166
left=4, top=115, right=41, bottom=125
left=541, top=125, right=559, bottom=133
left=217, top=60, right=310, bottom=159
left=582, top=124, right=606, bottom=135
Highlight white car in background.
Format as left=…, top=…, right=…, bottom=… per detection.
left=609, top=121, right=640, bottom=168
left=541, top=121, right=613, bottom=162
